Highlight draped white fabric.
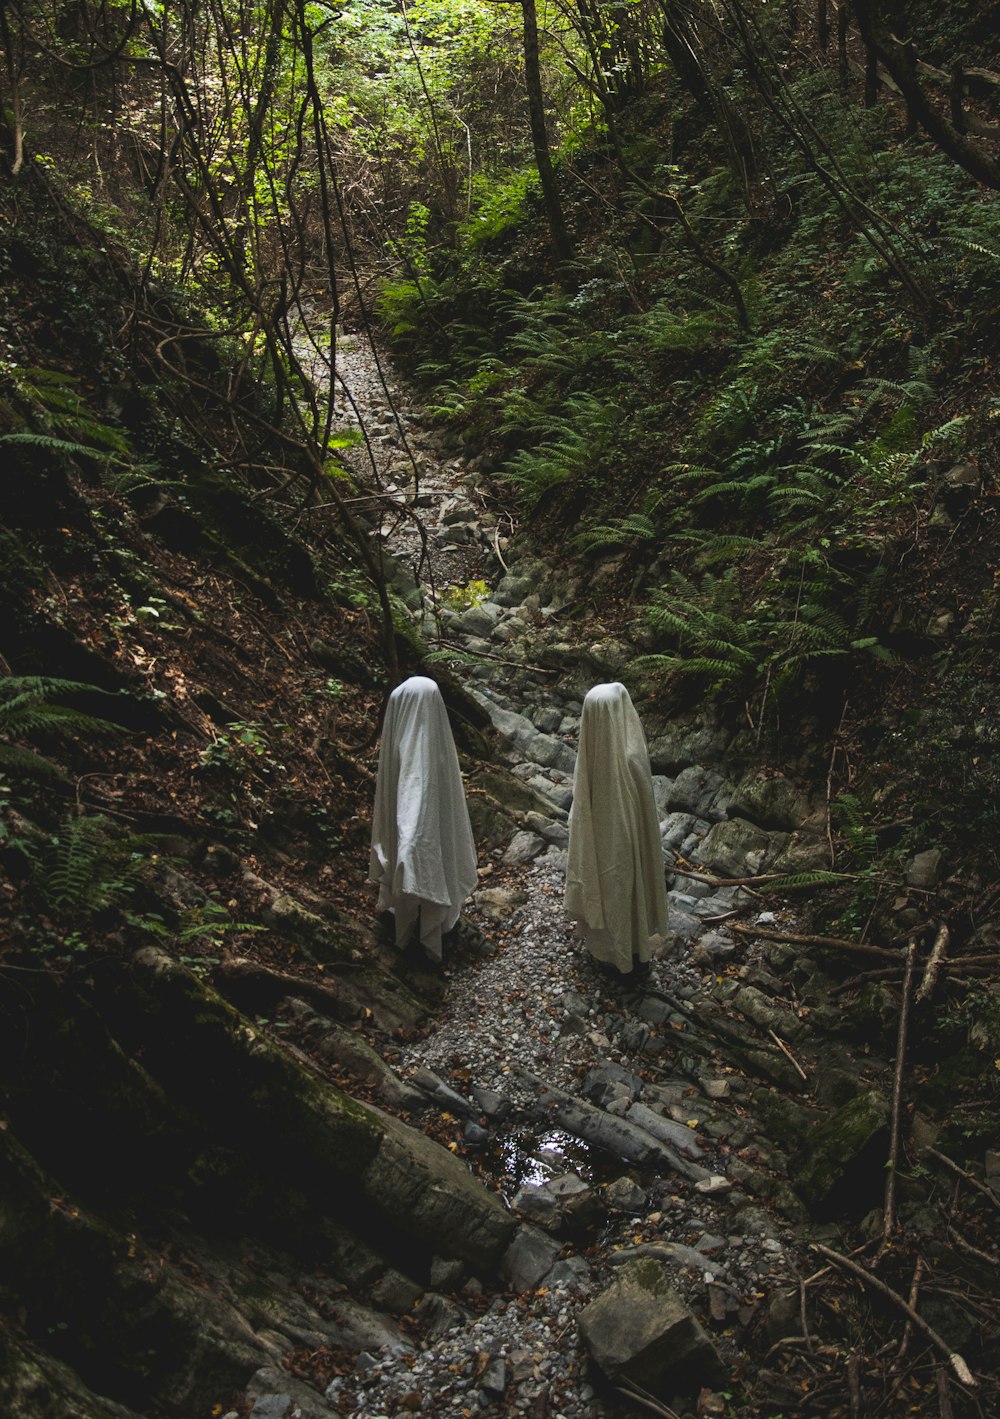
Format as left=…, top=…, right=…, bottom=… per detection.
left=565, top=682, right=668, bottom=972
left=369, top=676, right=478, bottom=961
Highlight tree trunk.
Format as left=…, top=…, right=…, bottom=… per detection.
left=520, top=0, right=572, bottom=266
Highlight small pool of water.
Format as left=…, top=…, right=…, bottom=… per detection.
left=486, top=1125, right=620, bottom=1202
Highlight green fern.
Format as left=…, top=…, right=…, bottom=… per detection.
left=759, top=871, right=847, bottom=892
left=30, top=814, right=161, bottom=918
left=0, top=677, right=129, bottom=785
left=3, top=365, right=130, bottom=456
left=573, top=512, right=659, bottom=555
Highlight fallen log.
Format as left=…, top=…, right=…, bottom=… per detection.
left=727, top=923, right=903, bottom=962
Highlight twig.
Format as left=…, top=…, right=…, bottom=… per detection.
left=827, top=695, right=849, bottom=868
left=884, top=936, right=917, bottom=1242
left=811, top=1244, right=977, bottom=1388
left=928, top=1147, right=1000, bottom=1212
left=937, top=1364, right=955, bottom=1419
left=429, top=638, right=559, bottom=676
left=893, top=1255, right=926, bottom=1365
left=491, top=524, right=509, bottom=573
left=847, top=1351, right=862, bottom=1419
left=916, top=921, right=950, bottom=1004
left=614, top=1377, right=682, bottom=1419
left=727, top=922, right=902, bottom=961
left=946, top=1222, right=1000, bottom=1267
left=768, top=1028, right=809, bottom=1083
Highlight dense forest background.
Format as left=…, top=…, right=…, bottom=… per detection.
left=3, top=1, right=1000, bottom=1416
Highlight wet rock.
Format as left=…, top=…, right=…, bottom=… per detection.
left=500, top=1225, right=562, bottom=1291
left=578, top=1259, right=724, bottom=1398
left=792, top=1090, right=891, bottom=1218
left=463, top=1120, right=489, bottom=1148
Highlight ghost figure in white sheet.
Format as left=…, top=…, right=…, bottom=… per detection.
left=369, top=676, right=478, bottom=962
left=565, top=682, right=668, bottom=974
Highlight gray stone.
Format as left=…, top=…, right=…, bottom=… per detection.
left=578, top=1259, right=724, bottom=1398
left=523, top=811, right=569, bottom=845
left=415, top=1292, right=468, bottom=1339
left=728, top=772, right=811, bottom=831
left=493, top=573, right=536, bottom=606
left=582, top=1062, right=644, bottom=1105
left=730, top=984, right=807, bottom=1041
left=905, top=847, right=946, bottom=888
left=462, top=1120, right=489, bottom=1147
left=648, top=725, right=732, bottom=774
left=660, top=812, right=698, bottom=849
left=544, top=1173, right=590, bottom=1200
left=502, top=830, right=546, bottom=865
left=651, top=775, right=672, bottom=813
left=663, top=908, right=704, bottom=946
left=546, top=1256, right=592, bottom=1291
left=604, top=1177, right=648, bottom=1213
left=500, top=1225, right=562, bottom=1291
left=474, top=886, right=527, bottom=920
left=523, top=731, right=576, bottom=773
left=531, top=706, right=563, bottom=733
left=471, top=1085, right=511, bottom=1122
left=480, top=1359, right=507, bottom=1396
left=511, top=1185, right=561, bottom=1230
left=694, top=818, right=776, bottom=877
left=453, top=603, right=501, bottom=638
left=246, top=1368, right=331, bottom=1419
left=429, top=1255, right=465, bottom=1290
left=369, top=1270, right=423, bottom=1316
left=409, top=1066, right=475, bottom=1117
left=625, top=1104, right=707, bottom=1159
left=665, top=766, right=731, bottom=821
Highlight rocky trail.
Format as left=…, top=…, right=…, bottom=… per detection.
left=238, top=329, right=967, bottom=1419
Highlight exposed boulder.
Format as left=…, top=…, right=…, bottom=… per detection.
left=578, top=1259, right=724, bottom=1398
left=792, top=1090, right=891, bottom=1218
left=727, top=772, right=812, bottom=832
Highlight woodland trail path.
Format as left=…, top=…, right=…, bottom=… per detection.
left=305, top=328, right=818, bottom=1418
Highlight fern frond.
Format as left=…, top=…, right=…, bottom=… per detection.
left=759, top=870, right=847, bottom=892
left=0, top=743, right=68, bottom=780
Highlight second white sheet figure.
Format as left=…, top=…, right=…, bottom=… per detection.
left=565, top=681, right=668, bottom=975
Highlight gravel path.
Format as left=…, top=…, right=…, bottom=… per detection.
left=296, top=328, right=810, bottom=1419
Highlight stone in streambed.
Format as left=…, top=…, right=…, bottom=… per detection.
left=578, top=1259, right=724, bottom=1399
left=502, top=830, right=546, bottom=865
left=500, top=1225, right=562, bottom=1291
left=792, top=1089, right=890, bottom=1219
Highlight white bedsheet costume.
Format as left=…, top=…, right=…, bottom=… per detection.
left=369, top=676, right=478, bottom=961
left=565, top=682, right=668, bottom=973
